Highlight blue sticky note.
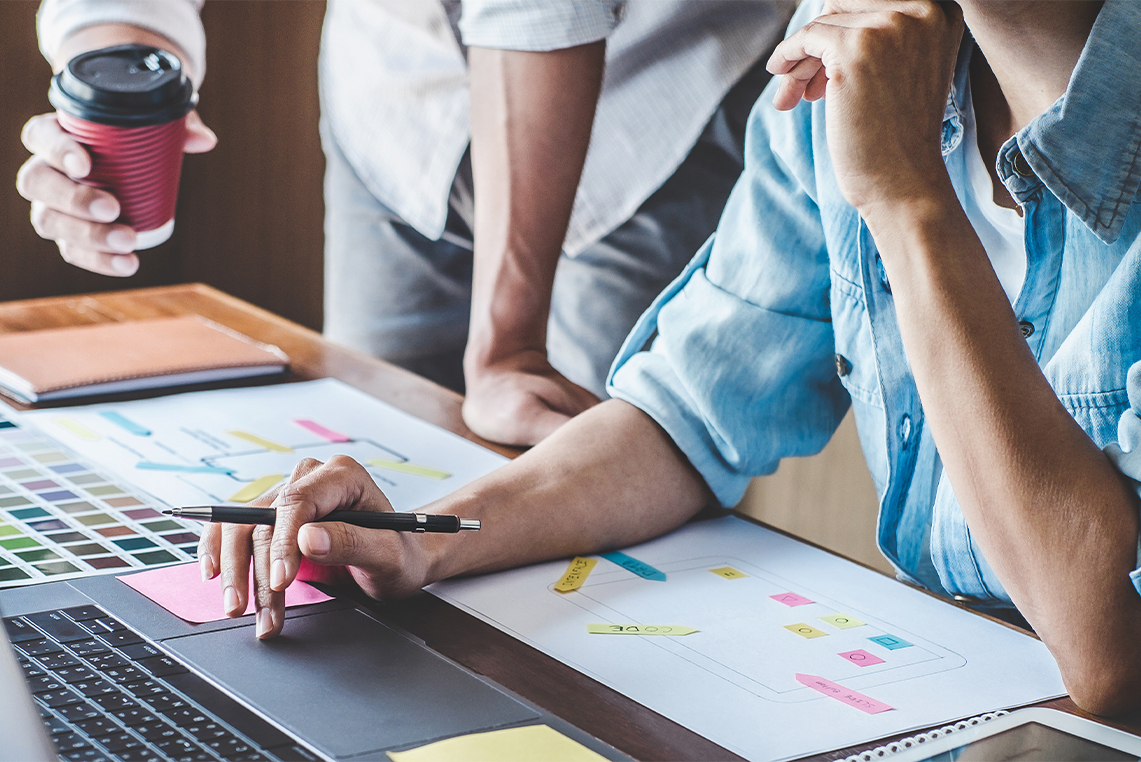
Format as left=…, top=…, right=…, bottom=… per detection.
left=136, top=461, right=234, bottom=476
left=869, top=634, right=913, bottom=650
left=600, top=551, right=666, bottom=581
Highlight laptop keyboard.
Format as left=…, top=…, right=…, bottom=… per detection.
left=4, top=606, right=318, bottom=762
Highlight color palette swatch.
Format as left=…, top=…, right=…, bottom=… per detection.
left=0, top=413, right=200, bottom=588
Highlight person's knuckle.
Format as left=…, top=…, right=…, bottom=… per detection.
left=252, top=524, right=274, bottom=551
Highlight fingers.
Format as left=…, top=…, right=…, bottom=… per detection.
left=251, top=524, right=284, bottom=639
left=268, top=456, right=392, bottom=593
left=297, top=521, right=421, bottom=602
left=183, top=111, right=218, bottom=154
left=219, top=523, right=253, bottom=618
left=197, top=523, right=221, bottom=581
left=21, top=113, right=90, bottom=178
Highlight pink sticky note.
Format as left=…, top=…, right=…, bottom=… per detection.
left=795, top=673, right=894, bottom=714
left=770, top=592, right=814, bottom=607
left=839, top=649, right=885, bottom=667
left=119, top=561, right=334, bottom=624
left=295, top=419, right=351, bottom=443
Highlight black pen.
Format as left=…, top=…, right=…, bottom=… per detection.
left=163, top=506, right=480, bottom=533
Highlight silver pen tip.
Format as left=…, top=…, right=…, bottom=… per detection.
left=459, top=519, right=481, bottom=531
left=162, top=509, right=176, bottom=516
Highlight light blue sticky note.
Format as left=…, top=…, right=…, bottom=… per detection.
left=136, top=461, right=234, bottom=476
left=600, top=551, right=666, bottom=581
left=869, top=634, right=913, bottom=650
left=99, top=411, right=151, bottom=436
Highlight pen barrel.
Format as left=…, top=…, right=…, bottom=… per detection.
left=212, top=506, right=276, bottom=525
left=322, top=511, right=461, bottom=533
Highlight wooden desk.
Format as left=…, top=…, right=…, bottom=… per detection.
left=3, top=284, right=1138, bottom=761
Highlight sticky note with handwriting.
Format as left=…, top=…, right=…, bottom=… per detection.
left=600, top=551, right=666, bottom=581
left=587, top=623, right=697, bottom=636
left=554, top=557, right=597, bottom=593
left=709, top=566, right=747, bottom=579
left=795, top=673, right=894, bottom=714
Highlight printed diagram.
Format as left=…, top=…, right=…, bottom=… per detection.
left=553, top=555, right=966, bottom=704
left=23, top=380, right=506, bottom=513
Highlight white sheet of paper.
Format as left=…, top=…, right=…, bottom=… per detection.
left=429, top=515, right=1066, bottom=761
left=20, top=379, right=507, bottom=511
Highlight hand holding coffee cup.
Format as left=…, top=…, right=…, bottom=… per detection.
left=17, top=44, right=216, bottom=277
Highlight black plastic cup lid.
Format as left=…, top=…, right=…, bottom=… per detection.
left=49, top=44, right=196, bottom=127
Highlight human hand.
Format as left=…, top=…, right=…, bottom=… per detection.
left=462, top=349, right=601, bottom=446
left=16, top=109, right=216, bottom=276
left=766, top=0, right=963, bottom=214
left=197, top=456, right=434, bottom=639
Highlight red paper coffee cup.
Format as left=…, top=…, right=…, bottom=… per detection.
left=49, top=46, right=196, bottom=249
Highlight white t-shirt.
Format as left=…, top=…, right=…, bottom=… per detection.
left=959, top=85, right=1027, bottom=305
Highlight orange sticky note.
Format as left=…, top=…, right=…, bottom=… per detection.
left=119, top=560, right=333, bottom=623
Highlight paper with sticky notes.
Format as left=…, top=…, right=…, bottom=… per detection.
left=429, top=515, right=1065, bottom=762
left=119, top=560, right=332, bottom=623
left=386, top=724, right=607, bottom=762
left=21, top=379, right=507, bottom=513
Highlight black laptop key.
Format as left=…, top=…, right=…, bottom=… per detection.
left=85, top=652, right=129, bottom=670
left=157, top=737, right=211, bottom=761
left=116, top=748, right=164, bottom=762
left=142, top=693, right=192, bottom=715
left=233, top=754, right=272, bottom=762
left=184, top=721, right=230, bottom=742
left=102, top=664, right=146, bottom=684
left=52, top=731, right=92, bottom=752
left=68, top=638, right=111, bottom=657
left=99, top=629, right=144, bottom=648
left=62, top=605, right=105, bottom=622
left=62, top=749, right=110, bottom=762
left=75, top=717, right=121, bottom=737
left=57, top=700, right=104, bottom=723
left=112, top=705, right=160, bottom=726
left=37, top=687, right=83, bottom=708
left=124, top=678, right=168, bottom=698
left=72, top=678, right=120, bottom=697
left=54, top=665, right=97, bottom=683
left=91, top=691, right=136, bottom=712
left=37, top=651, right=82, bottom=670
left=119, top=642, right=164, bottom=661
left=4, top=616, right=43, bottom=643
left=44, top=713, right=72, bottom=735
left=162, top=708, right=211, bottom=727
left=95, top=731, right=144, bottom=753
left=21, top=660, right=46, bottom=679
left=18, top=637, right=64, bottom=656
left=28, top=610, right=93, bottom=642
left=164, top=671, right=293, bottom=749
left=27, top=672, right=67, bottom=693
left=207, top=736, right=256, bottom=759
left=137, top=654, right=189, bottom=677
left=134, top=719, right=182, bottom=743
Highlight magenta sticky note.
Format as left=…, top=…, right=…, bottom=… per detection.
left=795, top=673, right=893, bottom=714
left=295, top=419, right=351, bottom=443
left=839, top=649, right=885, bottom=667
left=770, top=592, right=814, bottom=607
left=119, top=561, right=333, bottom=624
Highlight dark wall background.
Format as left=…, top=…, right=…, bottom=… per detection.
left=0, top=1, right=327, bottom=330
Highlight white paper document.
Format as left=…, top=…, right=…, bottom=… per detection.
left=20, top=379, right=508, bottom=511
left=430, top=516, right=1066, bottom=761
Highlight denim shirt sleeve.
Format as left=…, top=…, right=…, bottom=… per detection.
left=1101, top=362, right=1141, bottom=597
left=459, top=0, right=625, bottom=51
left=607, top=85, right=850, bottom=507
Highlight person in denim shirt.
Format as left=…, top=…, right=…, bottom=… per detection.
left=210, top=0, right=1141, bottom=714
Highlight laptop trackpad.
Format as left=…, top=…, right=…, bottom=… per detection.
left=161, top=608, right=537, bottom=759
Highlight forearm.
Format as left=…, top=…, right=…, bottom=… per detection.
left=465, top=42, right=605, bottom=366
left=864, top=194, right=1141, bottom=712
left=422, top=399, right=713, bottom=581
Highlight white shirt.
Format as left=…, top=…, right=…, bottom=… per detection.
left=39, top=0, right=795, bottom=256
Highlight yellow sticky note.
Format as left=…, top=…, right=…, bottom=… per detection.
left=228, top=474, right=284, bottom=503
left=387, top=724, right=607, bottom=762
left=55, top=418, right=100, bottom=441
left=587, top=623, right=698, bottom=636
left=820, top=613, right=865, bottom=629
left=784, top=622, right=828, bottom=639
left=554, top=557, right=597, bottom=593
left=227, top=430, right=293, bottom=452
left=366, top=459, right=450, bottom=480
left=709, top=566, right=747, bottom=579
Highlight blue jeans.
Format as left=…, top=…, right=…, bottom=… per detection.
left=321, top=62, right=769, bottom=395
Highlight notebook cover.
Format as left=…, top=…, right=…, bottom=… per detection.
left=0, top=315, right=289, bottom=402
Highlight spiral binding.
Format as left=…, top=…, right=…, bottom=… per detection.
left=842, top=711, right=1010, bottom=762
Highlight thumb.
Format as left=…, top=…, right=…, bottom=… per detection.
left=298, top=521, right=384, bottom=568
left=184, top=110, right=218, bottom=154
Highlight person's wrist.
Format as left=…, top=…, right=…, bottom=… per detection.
left=856, top=177, right=959, bottom=242
left=463, top=326, right=545, bottom=379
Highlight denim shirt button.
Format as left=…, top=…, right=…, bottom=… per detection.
left=1018, top=320, right=1035, bottom=338
left=1012, top=149, right=1034, bottom=178
left=835, top=354, right=851, bottom=377
left=898, top=414, right=912, bottom=447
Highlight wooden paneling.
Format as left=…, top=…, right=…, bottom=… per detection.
left=0, top=1, right=327, bottom=330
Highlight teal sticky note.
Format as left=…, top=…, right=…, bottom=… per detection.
left=869, top=634, right=913, bottom=650
left=600, top=551, right=666, bottom=581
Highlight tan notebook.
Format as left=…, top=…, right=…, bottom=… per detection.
left=0, top=315, right=289, bottom=403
